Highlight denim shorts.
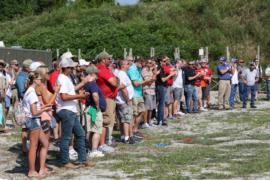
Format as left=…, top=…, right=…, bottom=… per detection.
left=4, top=96, right=11, bottom=108
left=25, top=117, right=41, bottom=131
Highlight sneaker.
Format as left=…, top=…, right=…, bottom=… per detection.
left=162, top=122, right=168, bottom=126
left=250, top=105, right=257, bottom=108
left=69, top=149, right=78, bottom=161
left=200, top=107, right=208, bottom=112
left=61, top=163, right=79, bottom=169
left=129, top=136, right=139, bottom=144
left=133, top=131, right=144, bottom=139
left=177, top=111, right=185, bottom=116
left=88, top=150, right=104, bottom=158
left=149, top=122, right=157, bottom=128
left=242, top=105, right=247, bottom=109
left=98, top=144, right=115, bottom=154
left=141, top=123, right=150, bottom=129
left=75, top=161, right=96, bottom=168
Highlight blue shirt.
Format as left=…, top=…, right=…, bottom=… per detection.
left=127, top=63, right=143, bottom=97
left=217, top=64, right=232, bottom=80
left=84, top=81, right=106, bottom=112
left=15, top=71, right=28, bottom=100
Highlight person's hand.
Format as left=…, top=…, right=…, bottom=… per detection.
left=53, top=84, right=61, bottom=93
left=42, top=104, right=52, bottom=112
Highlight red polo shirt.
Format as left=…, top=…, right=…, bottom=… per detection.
left=48, top=70, right=60, bottom=93
left=162, top=64, right=173, bottom=86
left=96, top=63, right=117, bottom=98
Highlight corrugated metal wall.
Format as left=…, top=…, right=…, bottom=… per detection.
left=0, top=48, right=52, bottom=66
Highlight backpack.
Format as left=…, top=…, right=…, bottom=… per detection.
left=13, top=100, right=27, bottom=126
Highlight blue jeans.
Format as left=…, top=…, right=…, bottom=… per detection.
left=267, top=80, right=270, bottom=100
left=156, top=85, right=167, bottom=124
left=229, top=84, right=238, bottom=108
left=238, top=82, right=245, bottom=101
left=57, top=109, right=86, bottom=164
left=243, top=85, right=256, bottom=106
left=184, top=85, right=198, bottom=113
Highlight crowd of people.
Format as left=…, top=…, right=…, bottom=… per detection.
left=0, top=50, right=268, bottom=177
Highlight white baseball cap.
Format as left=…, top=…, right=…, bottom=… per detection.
left=30, top=61, right=44, bottom=72
left=61, top=52, right=74, bottom=60
left=59, top=58, right=78, bottom=68
left=79, top=59, right=90, bottom=66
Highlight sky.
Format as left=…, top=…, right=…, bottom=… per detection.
left=115, top=0, right=140, bottom=6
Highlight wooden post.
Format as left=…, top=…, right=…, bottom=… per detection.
left=124, top=48, right=127, bottom=59
left=205, top=47, right=209, bottom=62
left=256, top=45, right=260, bottom=60
left=128, top=48, right=133, bottom=58
left=56, top=49, right=59, bottom=59
left=150, top=47, right=155, bottom=58
left=199, top=47, right=204, bottom=60
left=226, top=46, right=230, bottom=62
left=174, top=47, right=180, bottom=60
left=78, top=49, right=81, bottom=60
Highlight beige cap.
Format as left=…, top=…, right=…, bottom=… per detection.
left=23, top=59, right=33, bottom=68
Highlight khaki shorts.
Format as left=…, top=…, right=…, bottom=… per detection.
left=103, top=98, right=116, bottom=128
left=132, top=97, right=145, bottom=116
left=85, top=110, right=103, bottom=134
left=116, top=103, right=133, bottom=123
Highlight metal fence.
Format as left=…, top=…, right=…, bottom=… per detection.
left=0, top=47, right=52, bottom=66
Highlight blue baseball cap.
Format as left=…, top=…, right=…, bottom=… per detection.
left=219, top=56, right=227, bottom=62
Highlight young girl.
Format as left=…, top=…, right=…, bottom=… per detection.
left=23, top=72, right=51, bottom=177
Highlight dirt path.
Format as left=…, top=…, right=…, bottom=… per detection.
left=1, top=92, right=270, bottom=179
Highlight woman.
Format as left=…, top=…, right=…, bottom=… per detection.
left=23, top=72, right=51, bottom=177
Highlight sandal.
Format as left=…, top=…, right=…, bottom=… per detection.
left=28, top=171, right=39, bottom=177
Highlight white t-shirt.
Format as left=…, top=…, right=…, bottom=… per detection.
left=23, top=86, right=40, bottom=118
left=172, top=69, right=183, bottom=88
left=243, top=68, right=258, bottom=86
left=231, top=69, right=238, bottom=85
left=115, top=70, right=134, bottom=104
left=265, top=66, right=270, bottom=80
left=56, top=74, right=78, bottom=113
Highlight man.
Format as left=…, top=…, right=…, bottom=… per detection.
left=163, top=57, right=176, bottom=120
left=242, top=62, right=259, bottom=108
left=141, top=58, right=157, bottom=128
left=56, top=55, right=93, bottom=168
left=95, top=51, right=119, bottom=153
left=182, top=61, right=202, bottom=113
left=16, top=59, right=33, bottom=100
left=115, top=60, right=136, bottom=144
left=84, top=66, right=107, bottom=157
left=128, top=58, right=153, bottom=138
left=10, top=60, right=20, bottom=105
left=194, top=61, right=207, bottom=112
left=48, top=60, right=61, bottom=93
left=217, top=57, right=232, bottom=110
left=254, top=58, right=263, bottom=100
left=0, top=60, right=8, bottom=129
left=237, top=59, right=246, bottom=102
left=265, top=61, right=270, bottom=101
left=201, top=59, right=212, bottom=109
left=172, top=59, right=185, bottom=116
left=156, top=57, right=177, bottom=125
